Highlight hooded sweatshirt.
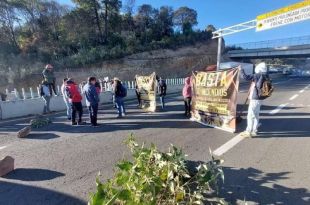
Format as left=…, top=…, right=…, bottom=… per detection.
left=242, top=62, right=268, bottom=100
left=182, top=77, right=192, bottom=98
left=65, top=80, right=82, bottom=103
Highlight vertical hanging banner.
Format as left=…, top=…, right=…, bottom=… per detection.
left=135, top=72, right=157, bottom=112
left=191, top=67, right=240, bottom=133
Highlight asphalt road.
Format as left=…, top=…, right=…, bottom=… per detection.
left=0, top=76, right=309, bottom=205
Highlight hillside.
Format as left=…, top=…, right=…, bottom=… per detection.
left=1, top=39, right=218, bottom=92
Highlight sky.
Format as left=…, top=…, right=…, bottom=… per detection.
left=58, top=0, right=310, bottom=45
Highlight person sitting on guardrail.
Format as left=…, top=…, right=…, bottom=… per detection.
left=66, top=78, right=85, bottom=126
left=42, top=64, right=58, bottom=96
left=61, top=78, right=71, bottom=120
left=240, top=62, right=268, bottom=138
left=40, top=81, right=52, bottom=114
left=83, top=77, right=100, bottom=127
left=114, top=78, right=127, bottom=118
left=183, top=77, right=192, bottom=117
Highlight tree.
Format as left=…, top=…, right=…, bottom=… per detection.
left=173, top=7, right=197, bottom=34
left=73, top=0, right=104, bottom=44
left=0, top=0, right=21, bottom=50
left=102, top=0, right=122, bottom=42
left=206, top=24, right=216, bottom=33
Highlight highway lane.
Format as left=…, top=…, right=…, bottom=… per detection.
left=0, top=76, right=309, bottom=205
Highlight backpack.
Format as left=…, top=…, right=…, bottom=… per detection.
left=119, top=84, right=127, bottom=98
left=258, top=76, right=274, bottom=100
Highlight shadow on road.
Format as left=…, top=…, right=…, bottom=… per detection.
left=24, top=133, right=60, bottom=140
left=3, top=168, right=65, bottom=181
left=221, top=167, right=310, bottom=205
left=0, top=181, right=86, bottom=205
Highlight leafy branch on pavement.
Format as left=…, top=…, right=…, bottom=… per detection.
left=88, top=134, right=226, bottom=205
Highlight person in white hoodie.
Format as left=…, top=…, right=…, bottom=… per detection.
left=40, top=81, right=52, bottom=114
left=240, top=62, right=268, bottom=137
left=61, top=78, right=71, bottom=120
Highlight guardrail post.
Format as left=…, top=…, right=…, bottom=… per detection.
left=30, top=87, right=34, bottom=99
left=37, top=87, right=40, bottom=98
left=5, top=89, right=9, bottom=95
left=57, top=85, right=60, bottom=95
left=14, top=88, right=19, bottom=99
left=100, top=82, right=104, bottom=92
left=127, top=81, right=131, bottom=89
left=22, top=88, right=26, bottom=100
left=132, top=81, right=135, bottom=90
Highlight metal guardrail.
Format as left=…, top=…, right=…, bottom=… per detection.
left=1, top=78, right=186, bottom=102
left=227, top=35, right=310, bottom=50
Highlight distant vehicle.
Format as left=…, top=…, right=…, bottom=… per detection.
left=283, top=67, right=292, bottom=75
left=269, top=67, right=280, bottom=73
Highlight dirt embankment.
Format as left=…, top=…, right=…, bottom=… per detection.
left=1, top=39, right=218, bottom=92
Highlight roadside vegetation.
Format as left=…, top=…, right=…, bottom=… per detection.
left=88, top=136, right=225, bottom=205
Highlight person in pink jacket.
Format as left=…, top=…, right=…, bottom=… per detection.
left=182, top=77, right=192, bottom=117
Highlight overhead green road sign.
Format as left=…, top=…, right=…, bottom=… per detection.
left=256, top=0, right=310, bottom=31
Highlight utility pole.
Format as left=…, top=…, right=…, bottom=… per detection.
left=216, top=33, right=222, bottom=71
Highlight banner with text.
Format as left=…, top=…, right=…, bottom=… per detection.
left=191, top=68, right=240, bottom=133
left=135, top=72, right=157, bottom=112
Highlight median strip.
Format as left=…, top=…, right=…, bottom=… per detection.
left=289, top=94, right=299, bottom=101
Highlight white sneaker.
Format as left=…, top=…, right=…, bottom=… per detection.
left=251, top=132, right=258, bottom=137
left=122, top=113, right=126, bottom=117
left=240, top=131, right=251, bottom=138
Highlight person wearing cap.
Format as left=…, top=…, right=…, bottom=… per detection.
left=83, top=77, right=100, bottom=126
left=240, top=62, right=268, bottom=138
left=40, top=80, right=52, bottom=114
left=113, top=77, right=126, bottom=118
left=42, top=64, right=57, bottom=96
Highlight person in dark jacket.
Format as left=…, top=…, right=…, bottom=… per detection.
left=114, top=78, right=126, bottom=118
left=240, top=62, right=268, bottom=137
left=42, top=64, right=57, bottom=96
left=83, top=77, right=100, bottom=126
left=66, top=79, right=84, bottom=125
left=158, top=78, right=167, bottom=110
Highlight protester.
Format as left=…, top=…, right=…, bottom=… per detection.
left=134, top=78, right=141, bottom=107
left=66, top=78, right=84, bottom=125
left=182, top=77, right=192, bottom=117
left=61, top=78, right=71, bottom=120
left=83, top=77, right=100, bottom=126
left=240, top=62, right=268, bottom=137
left=40, top=81, right=52, bottom=114
left=158, top=77, right=167, bottom=110
left=95, top=81, right=101, bottom=94
left=114, top=78, right=127, bottom=118
left=42, top=64, right=57, bottom=96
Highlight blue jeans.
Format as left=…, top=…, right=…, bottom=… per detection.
left=160, top=96, right=165, bottom=109
left=115, top=97, right=126, bottom=116
left=64, top=99, right=71, bottom=119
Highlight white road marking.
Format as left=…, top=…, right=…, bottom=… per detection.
left=213, top=133, right=245, bottom=156
left=289, top=94, right=299, bottom=101
left=269, top=103, right=289, bottom=115
left=299, top=90, right=305, bottom=93
left=0, top=146, right=7, bottom=150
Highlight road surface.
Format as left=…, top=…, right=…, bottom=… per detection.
left=0, top=76, right=310, bottom=205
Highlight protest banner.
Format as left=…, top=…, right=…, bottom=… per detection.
left=135, top=72, right=157, bottom=112
left=191, top=67, right=240, bottom=133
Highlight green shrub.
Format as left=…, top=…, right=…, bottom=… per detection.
left=88, top=135, right=226, bottom=205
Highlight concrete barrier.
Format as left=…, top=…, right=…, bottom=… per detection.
left=0, top=85, right=183, bottom=120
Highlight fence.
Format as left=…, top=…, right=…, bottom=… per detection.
left=1, top=78, right=186, bottom=102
